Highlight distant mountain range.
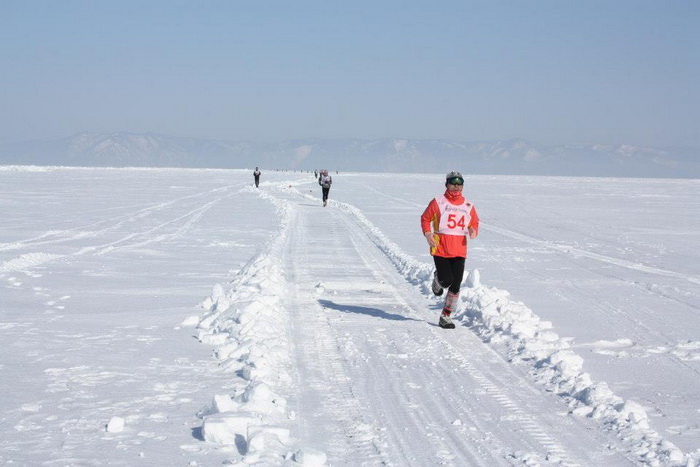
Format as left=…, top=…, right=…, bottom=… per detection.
left=1, top=132, right=698, bottom=178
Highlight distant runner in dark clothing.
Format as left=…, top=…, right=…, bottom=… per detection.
left=253, top=167, right=261, bottom=188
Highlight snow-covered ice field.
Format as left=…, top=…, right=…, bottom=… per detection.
left=1, top=166, right=699, bottom=466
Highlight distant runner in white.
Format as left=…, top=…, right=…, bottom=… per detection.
left=421, top=170, right=479, bottom=329
left=318, top=169, right=332, bottom=207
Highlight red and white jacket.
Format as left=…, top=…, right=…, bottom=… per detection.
left=421, top=191, right=479, bottom=258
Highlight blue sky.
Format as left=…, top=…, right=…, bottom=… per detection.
left=1, top=0, right=698, bottom=147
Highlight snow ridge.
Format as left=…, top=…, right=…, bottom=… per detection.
left=323, top=194, right=696, bottom=466
left=195, top=185, right=324, bottom=465
left=462, top=285, right=694, bottom=466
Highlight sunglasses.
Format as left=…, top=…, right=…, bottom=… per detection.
left=447, top=177, right=464, bottom=185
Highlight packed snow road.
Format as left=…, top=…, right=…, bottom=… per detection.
left=281, top=188, right=635, bottom=465
left=197, top=180, right=637, bottom=465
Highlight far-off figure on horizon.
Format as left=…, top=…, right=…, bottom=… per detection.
left=318, top=169, right=332, bottom=207
left=253, top=167, right=261, bottom=188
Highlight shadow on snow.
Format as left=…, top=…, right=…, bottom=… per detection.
left=318, top=299, right=422, bottom=322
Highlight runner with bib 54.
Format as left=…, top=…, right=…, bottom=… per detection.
left=420, top=171, right=479, bottom=329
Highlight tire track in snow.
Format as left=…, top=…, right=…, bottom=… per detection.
left=485, top=223, right=700, bottom=286
left=1, top=184, right=244, bottom=275
left=74, top=185, right=242, bottom=256
left=0, top=185, right=238, bottom=253
left=84, top=193, right=235, bottom=256
left=284, top=208, right=390, bottom=464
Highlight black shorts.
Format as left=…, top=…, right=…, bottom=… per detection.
left=433, top=256, right=465, bottom=295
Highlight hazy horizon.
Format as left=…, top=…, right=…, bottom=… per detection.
left=6, top=130, right=700, bottom=151
left=2, top=1, right=699, bottom=148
